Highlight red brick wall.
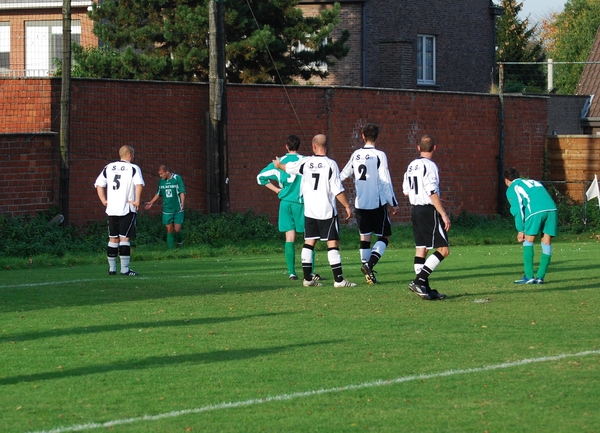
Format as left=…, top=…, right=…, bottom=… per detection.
left=0, top=79, right=55, bottom=132
left=231, top=87, right=546, bottom=223
left=0, top=133, right=60, bottom=215
left=67, top=79, right=209, bottom=226
left=0, top=78, right=547, bottom=226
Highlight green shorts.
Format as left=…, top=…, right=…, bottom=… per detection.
left=163, top=211, right=185, bottom=226
left=278, top=201, right=304, bottom=233
left=524, top=210, right=557, bottom=237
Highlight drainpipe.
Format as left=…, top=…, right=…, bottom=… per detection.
left=362, top=1, right=366, bottom=87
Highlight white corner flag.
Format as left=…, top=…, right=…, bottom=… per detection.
left=586, top=174, right=600, bottom=205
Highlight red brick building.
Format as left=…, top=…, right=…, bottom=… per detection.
left=1, top=0, right=501, bottom=93
left=298, top=0, right=502, bottom=92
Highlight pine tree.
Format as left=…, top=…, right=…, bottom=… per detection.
left=72, top=0, right=350, bottom=83
left=496, top=0, right=546, bottom=92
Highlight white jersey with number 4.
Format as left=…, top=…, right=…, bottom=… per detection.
left=285, top=155, right=344, bottom=220
left=95, top=160, right=145, bottom=216
left=402, top=157, right=440, bottom=206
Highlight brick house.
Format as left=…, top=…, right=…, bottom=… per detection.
left=1, top=0, right=501, bottom=92
left=298, top=0, right=503, bottom=92
left=0, top=0, right=96, bottom=77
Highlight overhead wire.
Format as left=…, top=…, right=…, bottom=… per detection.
left=243, top=0, right=309, bottom=141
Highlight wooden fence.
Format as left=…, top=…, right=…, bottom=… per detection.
left=546, top=135, right=600, bottom=202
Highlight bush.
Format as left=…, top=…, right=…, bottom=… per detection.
left=546, top=185, right=600, bottom=233
left=0, top=209, right=280, bottom=259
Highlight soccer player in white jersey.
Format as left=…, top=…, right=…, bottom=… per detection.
left=95, top=145, right=145, bottom=276
left=274, top=134, right=357, bottom=288
left=402, top=135, right=450, bottom=300
left=340, top=123, right=399, bottom=284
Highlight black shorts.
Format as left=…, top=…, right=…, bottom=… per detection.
left=107, top=212, right=137, bottom=239
left=355, top=206, right=392, bottom=237
left=411, top=205, right=448, bottom=249
left=304, top=215, right=340, bottom=241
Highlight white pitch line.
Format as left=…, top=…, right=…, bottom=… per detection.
left=0, top=270, right=281, bottom=289
left=25, top=349, right=600, bottom=433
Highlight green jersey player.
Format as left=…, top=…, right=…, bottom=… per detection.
left=504, top=167, right=557, bottom=284
left=144, top=165, right=186, bottom=249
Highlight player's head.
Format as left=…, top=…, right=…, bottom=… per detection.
left=418, top=135, right=435, bottom=153
left=286, top=135, right=301, bottom=152
left=362, top=124, right=379, bottom=143
left=503, top=167, right=520, bottom=182
left=312, top=134, right=328, bottom=153
left=119, top=145, right=135, bottom=161
left=158, top=164, right=170, bottom=179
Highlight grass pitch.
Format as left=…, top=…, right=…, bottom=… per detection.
left=1, top=240, right=599, bottom=432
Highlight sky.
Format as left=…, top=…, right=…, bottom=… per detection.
left=518, top=0, right=566, bottom=22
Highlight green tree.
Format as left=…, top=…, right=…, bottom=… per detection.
left=72, top=0, right=350, bottom=84
left=543, top=0, right=600, bottom=94
left=496, top=0, right=546, bottom=93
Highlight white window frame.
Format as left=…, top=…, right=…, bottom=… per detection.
left=25, top=20, right=81, bottom=77
left=417, top=34, right=435, bottom=85
left=292, top=37, right=328, bottom=72
left=0, top=22, right=9, bottom=74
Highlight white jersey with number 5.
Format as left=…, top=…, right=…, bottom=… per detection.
left=402, top=157, right=440, bottom=206
left=285, top=155, right=344, bottom=220
left=95, top=160, right=145, bottom=216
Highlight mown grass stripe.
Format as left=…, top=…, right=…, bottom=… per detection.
left=27, top=349, right=600, bottom=433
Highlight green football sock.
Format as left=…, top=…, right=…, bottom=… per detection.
left=167, top=233, right=175, bottom=249
left=285, top=242, right=295, bottom=275
left=523, top=244, right=534, bottom=278
left=537, top=253, right=551, bottom=279
left=176, top=232, right=183, bottom=244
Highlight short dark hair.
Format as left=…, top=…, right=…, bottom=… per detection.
left=362, top=123, right=379, bottom=142
left=419, top=135, right=435, bottom=152
left=286, top=135, right=301, bottom=151
left=503, top=167, right=520, bottom=181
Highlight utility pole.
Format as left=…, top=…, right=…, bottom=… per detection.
left=59, top=0, right=71, bottom=224
left=207, top=0, right=228, bottom=213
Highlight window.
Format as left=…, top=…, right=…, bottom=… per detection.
left=292, top=38, right=328, bottom=72
left=0, top=22, right=9, bottom=75
left=417, top=34, right=435, bottom=85
left=25, top=20, right=81, bottom=77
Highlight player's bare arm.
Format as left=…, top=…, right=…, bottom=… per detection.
left=144, top=194, right=160, bottom=210
left=130, top=184, right=143, bottom=210
left=264, top=183, right=281, bottom=195
left=430, top=193, right=451, bottom=231
left=96, top=186, right=108, bottom=207
left=336, top=192, right=353, bottom=220
left=272, top=157, right=285, bottom=171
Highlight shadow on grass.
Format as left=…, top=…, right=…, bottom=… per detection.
left=0, top=264, right=295, bottom=313
left=0, top=312, right=292, bottom=343
left=0, top=339, right=344, bottom=385
left=444, top=277, right=600, bottom=300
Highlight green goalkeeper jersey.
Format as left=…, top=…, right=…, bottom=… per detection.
left=157, top=173, right=186, bottom=213
left=506, top=178, right=557, bottom=232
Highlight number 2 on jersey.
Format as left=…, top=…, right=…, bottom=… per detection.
left=358, top=164, right=367, bottom=181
